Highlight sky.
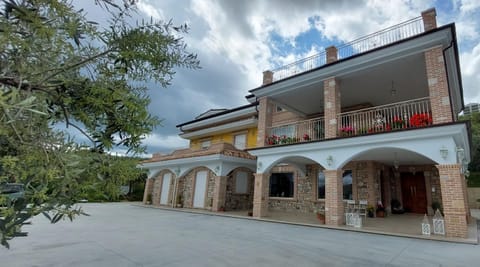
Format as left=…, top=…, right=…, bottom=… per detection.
left=80, top=0, right=480, bottom=156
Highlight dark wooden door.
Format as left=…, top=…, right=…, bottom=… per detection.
left=401, top=172, right=427, bottom=214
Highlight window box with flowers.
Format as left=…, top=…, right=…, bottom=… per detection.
left=409, top=113, right=432, bottom=127
left=265, top=135, right=299, bottom=145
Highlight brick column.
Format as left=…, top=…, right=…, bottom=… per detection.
left=324, top=77, right=340, bottom=139
left=424, top=46, right=453, bottom=124
left=366, top=161, right=376, bottom=208
left=253, top=173, right=269, bottom=217
left=256, top=97, right=273, bottom=147
left=436, top=164, right=468, bottom=238
left=212, top=176, right=227, bottom=211
left=324, top=169, right=344, bottom=225
left=326, top=46, right=338, bottom=64
left=421, top=8, right=437, bottom=31
left=143, top=178, right=154, bottom=204
left=263, top=70, right=273, bottom=85
left=152, top=178, right=162, bottom=206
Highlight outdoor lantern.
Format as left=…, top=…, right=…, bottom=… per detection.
left=433, top=209, right=445, bottom=235
left=439, top=146, right=448, bottom=160
left=353, top=212, right=362, bottom=228
left=345, top=210, right=354, bottom=226
left=421, top=214, right=431, bottom=235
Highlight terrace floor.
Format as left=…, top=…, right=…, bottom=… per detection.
left=142, top=204, right=479, bottom=244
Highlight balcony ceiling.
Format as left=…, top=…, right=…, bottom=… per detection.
left=271, top=52, right=429, bottom=116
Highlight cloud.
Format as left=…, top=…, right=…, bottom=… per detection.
left=460, top=43, right=480, bottom=102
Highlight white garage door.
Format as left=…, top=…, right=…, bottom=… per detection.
left=160, top=173, right=171, bottom=205
left=193, top=171, right=207, bottom=208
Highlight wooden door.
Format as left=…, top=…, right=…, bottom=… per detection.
left=401, top=172, right=427, bottom=214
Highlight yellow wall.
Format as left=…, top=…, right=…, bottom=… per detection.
left=189, top=127, right=258, bottom=150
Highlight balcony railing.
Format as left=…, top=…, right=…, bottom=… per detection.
left=264, top=97, right=432, bottom=146
left=338, top=97, right=432, bottom=136
left=271, top=16, right=424, bottom=82
left=266, top=117, right=325, bottom=146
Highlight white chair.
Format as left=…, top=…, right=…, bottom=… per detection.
left=357, top=200, right=368, bottom=218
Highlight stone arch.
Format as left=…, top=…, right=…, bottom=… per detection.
left=225, top=167, right=255, bottom=211
left=151, top=169, right=176, bottom=206
left=178, top=166, right=216, bottom=209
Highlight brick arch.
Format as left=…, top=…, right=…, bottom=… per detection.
left=261, top=155, right=323, bottom=176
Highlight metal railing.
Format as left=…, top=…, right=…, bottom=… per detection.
left=337, top=16, right=424, bottom=59
left=271, top=51, right=327, bottom=82
left=338, top=97, right=432, bottom=136
left=271, top=16, right=424, bottom=82
left=266, top=117, right=325, bottom=146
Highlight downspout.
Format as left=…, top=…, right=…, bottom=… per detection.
left=442, top=40, right=456, bottom=120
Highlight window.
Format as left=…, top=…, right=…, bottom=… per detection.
left=235, top=171, right=248, bottom=194
left=234, top=133, right=246, bottom=149
left=269, top=172, right=294, bottom=198
left=343, top=170, right=353, bottom=200
left=201, top=139, right=211, bottom=149
left=317, top=171, right=325, bottom=199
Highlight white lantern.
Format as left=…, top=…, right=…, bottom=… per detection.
left=421, top=214, right=431, bottom=235
left=353, top=212, right=362, bottom=228
left=433, top=209, right=445, bottom=235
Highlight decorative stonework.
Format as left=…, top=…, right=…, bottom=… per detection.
left=178, top=167, right=215, bottom=209
left=225, top=168, right=254, bottom=211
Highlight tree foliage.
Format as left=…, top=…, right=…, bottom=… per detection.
left=0, top=0, right=199, bottom=248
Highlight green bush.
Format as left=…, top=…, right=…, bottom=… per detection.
left=467, top=172, right=480, bottom=187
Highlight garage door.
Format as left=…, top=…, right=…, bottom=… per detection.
left=160, top=173, right=171, bottom=205
left=193, top=171, right=207, bottom=208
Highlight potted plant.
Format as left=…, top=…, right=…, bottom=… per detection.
left=218, top=206, right=225, bottom=212
left=376, top=202, right=386, bottom=217
left=314, top=208, right=325, bottom=224
left=303, top=133, right=310, bottom=141
left=367, top=205, right=375, bottom=217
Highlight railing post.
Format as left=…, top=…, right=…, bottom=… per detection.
left=421, top=8, right=437, bottom=31
left=326, top=46, right=338, bottom=64
left=263, top=70, right=273, bottom=85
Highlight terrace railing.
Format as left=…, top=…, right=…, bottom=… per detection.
left=338, top=97, right=432, bottom=136
left=266, top=117, right=325, bottom=146
left=271, top=16, right=424, bottom=82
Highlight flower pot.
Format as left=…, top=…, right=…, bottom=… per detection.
left=376, top=210, right=385, bottom=218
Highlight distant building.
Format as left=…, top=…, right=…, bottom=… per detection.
left=464, top=103, right=480, bottom=115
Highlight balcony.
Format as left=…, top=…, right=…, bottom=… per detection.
left=270, top=16, right=425, bottom=82
left=265, top=97, right=432, bottom=146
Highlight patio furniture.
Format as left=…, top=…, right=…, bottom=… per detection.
left=357, top=200, right=368, bottom=218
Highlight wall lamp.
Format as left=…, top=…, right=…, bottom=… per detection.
left=326, top=155, right=334, bottom=167
left=439, top=146, right=448, bottom=160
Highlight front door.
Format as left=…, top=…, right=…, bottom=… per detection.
left=160, top=173, right=171, bottom=205
left=193, top=171, right=207, bottom=208
left=401, top=172, right=427, bottom=214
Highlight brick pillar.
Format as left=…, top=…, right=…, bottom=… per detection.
left=425, top=46, right=453, bottom=124
left=324, top=169, right=344, bottom=225
left=421, top=8, right=437, bottom=31
left=366, top=161, right=376, bottom=208
left=324, top=77, right=340, bottom=139
left=326, top=46, right=338, bottom=64
left=152, top=178, right=162, bottom=205
left=212, top=176, right=227, bottom=211
left=253, top=173, right=269, bottom=217
left=143, top=178, right=154, bottom=204
left=256, top=97, right=273, bottom=147
left=263, top=70, right=273, bottom=85
left=436, top=164, right=468, bottom=238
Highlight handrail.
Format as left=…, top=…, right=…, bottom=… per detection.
left=270, top=16, right=424, bottom=82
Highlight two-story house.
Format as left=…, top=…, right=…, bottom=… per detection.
left=141, top=8, right=471, bottom=238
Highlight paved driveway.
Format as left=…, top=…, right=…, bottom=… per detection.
left=1, top=203, right=479, bottom=267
